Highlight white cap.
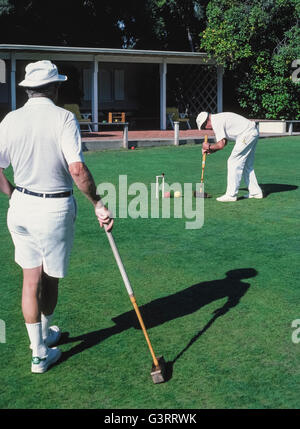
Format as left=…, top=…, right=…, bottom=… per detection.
left=196, top=112, right=208, bottom=130
left=18, top=60, right=67, bottom=88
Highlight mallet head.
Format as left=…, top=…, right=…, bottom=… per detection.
left=151, top=356, right=167, bottom=384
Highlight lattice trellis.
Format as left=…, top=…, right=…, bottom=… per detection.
left=168, top=64, right=218, bottom=116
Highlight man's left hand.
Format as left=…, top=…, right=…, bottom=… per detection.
left=95, top=202, right=114, bottom=231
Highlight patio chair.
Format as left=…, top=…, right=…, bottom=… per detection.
left=64, top=104, right=92, bottom=132
left=108, top=112, right=126, bottom=123
left=166, top=107, right=191, bottom=129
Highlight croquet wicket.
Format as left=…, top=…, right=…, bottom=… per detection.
left=155, top=173, right=165, bottom=199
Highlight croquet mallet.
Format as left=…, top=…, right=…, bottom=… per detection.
left=194, top=135, right=211, bottom=198
left=200, top=149, right=207, bottom=191
left=104, top=226, right=166, bottom=384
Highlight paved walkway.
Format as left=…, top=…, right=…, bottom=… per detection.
left=81, top=128, right=299, bottom=151
left=82, top=128, right=299, bottom=143
left=82, top=129, right=213, bottom=142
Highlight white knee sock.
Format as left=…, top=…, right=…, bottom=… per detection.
left=41, top=313, right=53, bottom=340
left=25, top=322, right=48, bottom=358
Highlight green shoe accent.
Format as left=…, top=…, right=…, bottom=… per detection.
left=32, top=356, right=46, bottom=365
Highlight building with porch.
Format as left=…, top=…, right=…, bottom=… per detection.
left=0, top=44, right=223, bottom=130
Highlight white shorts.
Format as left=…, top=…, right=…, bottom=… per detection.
left=7, top=190, right=77, bottom=278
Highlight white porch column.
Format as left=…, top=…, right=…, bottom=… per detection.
left=92, top=58, right=98, bottom=131
left=159, top=61, right=167, bottom=130
left=217, top=65, right=223, bottom=113
left=174, top=122, right=179, bottom=146
left=10, top=53, right=16, bottom=111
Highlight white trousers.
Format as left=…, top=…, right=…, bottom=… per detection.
left=226, top=126, right=262, bottom=197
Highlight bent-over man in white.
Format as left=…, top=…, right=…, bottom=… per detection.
left=0, top=60, right=113, bottom=373
left=196, top=111, right=263, bottom=202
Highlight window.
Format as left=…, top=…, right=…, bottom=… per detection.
left=114, top=69, right=125, bottom=100
left=82, top=67, right=125, bottom=102
left=0, top=59, right=6, bottom=83
left=83, top=69, right=92, bottom=101
left=99, top=70, right=112, bottom=101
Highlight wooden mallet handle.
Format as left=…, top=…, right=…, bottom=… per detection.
left=201, top=135, right=208, bottom=183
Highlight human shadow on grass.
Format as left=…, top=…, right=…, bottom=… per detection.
left=58, top=268, right=257, bottom=380
left=239, top=184, right=298, bottom=199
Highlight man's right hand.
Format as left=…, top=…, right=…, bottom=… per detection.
left=0, top=168, right=15, bottom=197
left=95, top=201, right=114, bottom=231
left=202, top=142, right=211, bottom=154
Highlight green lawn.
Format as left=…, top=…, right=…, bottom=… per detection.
left=0, top=136, right=299, bottom=409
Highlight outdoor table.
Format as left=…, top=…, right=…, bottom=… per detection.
left=79, top=121, right=129, bottom=148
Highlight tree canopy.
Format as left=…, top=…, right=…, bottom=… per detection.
left=0, top=0, right=299, bottom=118
left=0, top=0, right=208, bottom=50
left=200, top=0, right=300, bottom=119
left=0, top=0, right=125, bottom=47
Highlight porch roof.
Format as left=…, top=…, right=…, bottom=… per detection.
left=0, top=44, right=215, bottom=65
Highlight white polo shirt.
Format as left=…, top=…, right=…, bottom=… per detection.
left=211, top=112, right=256, bottom=142
left=0, top=97, right=84, bottom=192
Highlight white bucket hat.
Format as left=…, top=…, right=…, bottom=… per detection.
left=19, top=60, right=67, bottom=88
left=196, top=111, right=209, bottom=130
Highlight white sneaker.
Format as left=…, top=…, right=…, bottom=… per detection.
left=31, top=347, right=62, bottom=373
left=45, top=326, right=61, bottom=347
left=216, top=194, right=237, bottom=202
left=243, top=193, right=263, bottom=199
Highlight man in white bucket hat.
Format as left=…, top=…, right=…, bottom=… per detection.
left=197, top=111, right=263, bottom=202
left=0, top=60, right=113, bottom=373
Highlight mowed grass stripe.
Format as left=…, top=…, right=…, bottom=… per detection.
left=0, top=136, right=299, bottom=408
